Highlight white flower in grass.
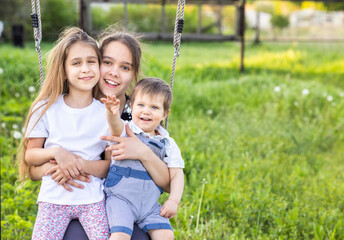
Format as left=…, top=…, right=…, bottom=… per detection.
left=28, top=86, right=36, bottom=93
left=207, top=109, right=213, bottom=115
left=12, top=124, right=18, bottom=129
left=0, top=68, right=3, bottom=74
left=274, top=86, right=281, bottom=93
left=190, top=215, right=194, bottom=219
left=15, top=92, right=20, bottom=97
left=302, top=89, right=309, bottom=96
left=327, top=96, right=333, bottom=102
left=294, top=101, right=299, bottom=106
left=13, top=131, right=22, bottom=139
left=202, top=178, right=208, bottom=184
left=340, top=92, right=344, bottom=97
left=1, top=122, right=5, bottom=128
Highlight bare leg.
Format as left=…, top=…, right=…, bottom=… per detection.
left=148, top=229, right=174, bottom=240
left=109, top=232, right=131, bottom=240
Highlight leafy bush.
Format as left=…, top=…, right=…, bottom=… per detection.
left=271, top=14, right=289, bottom=30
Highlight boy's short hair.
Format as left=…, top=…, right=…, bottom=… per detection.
left=130, top=77, right=172, bottom=114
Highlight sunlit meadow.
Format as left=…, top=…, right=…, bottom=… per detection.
left=1, top=41, right=344, bottom=239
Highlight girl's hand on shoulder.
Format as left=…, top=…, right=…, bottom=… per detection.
left=101, top=123, right=150, bottom=161
left=160, top=199, right=179, bottom=219
left=100, top=95, right=120, bottom=116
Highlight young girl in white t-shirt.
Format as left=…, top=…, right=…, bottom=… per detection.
left=17, top=27, right=110, bottom=240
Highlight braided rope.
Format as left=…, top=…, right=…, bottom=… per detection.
left=31, top=0, right=44, bottom=86
left=165, top=0, right=186, bottom=129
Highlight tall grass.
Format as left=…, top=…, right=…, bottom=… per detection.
left=1, top=41, right=343, bottom=239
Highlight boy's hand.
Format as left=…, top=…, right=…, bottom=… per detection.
left=100, top=95, right=120, bottom=116
left=160, top=199, right=179, bottom=219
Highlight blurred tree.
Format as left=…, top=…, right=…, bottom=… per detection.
left=270, top=14, right=289, bottom=40
left=271, top=14, right=289, bottom=30
left=41, top=0, right=78, bottom=41
left=0, top=0, right=30, bottom=41
left=324, top=3, right=344, bottom=11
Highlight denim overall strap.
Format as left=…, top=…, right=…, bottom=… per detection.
left=110, top=165, right=152, bottom=180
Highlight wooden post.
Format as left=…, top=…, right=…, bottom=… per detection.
left=253, top=11, right=260, bottom=44
left=79, top=0, right=85, bottom=30
left=197, top=3, right=202, bottom=34
left=124, top=2, right=128, bottom=28
left=239, top=0, right=245, bottom=72
left=79, top=0, right=92, bottom=33
left=218, top=4, right=223, bottom=35
left=162, top=0, right=166, bottom=34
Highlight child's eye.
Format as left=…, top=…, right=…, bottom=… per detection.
left=88, top=60, right=96, bottom=64
left=72, top=62, right=80, bottom=66
left=152, top=106, right=158, bottom=110
left=138, top=104, right=144, bottom=107
left=103, top=60, right=111, bottom=65
left=122, top=66, right=130, bottom=71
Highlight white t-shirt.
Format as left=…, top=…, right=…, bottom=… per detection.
left=26, top=95, right=108, bottom=205
left=116, top=121, right=185, bottom=169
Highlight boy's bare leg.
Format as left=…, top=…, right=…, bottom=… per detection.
left=148, top=229, right=174, bottom=240
left=109, top=232, right=131, bottom=240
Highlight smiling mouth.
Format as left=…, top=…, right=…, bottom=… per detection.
left=140, top=117, right=151, bottom=121
left=105, top=79, right=119, bottom=86
left=80, top=76, right=93, bottom=81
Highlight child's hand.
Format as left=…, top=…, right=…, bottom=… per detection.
left=45, top=163, right=91, bottom=192
left=160, top=199, right=179, bottom=219
left=45, top=164, right=70, bottom=185
left=100, top=95, right=120, bottom=116
left=53, top=148, right=83, bottom=179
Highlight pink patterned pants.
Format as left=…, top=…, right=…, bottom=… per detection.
left=32, top=200, right=109, bottom=240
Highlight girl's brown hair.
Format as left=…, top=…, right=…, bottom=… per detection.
left=17, top=27, right=100, bottom=183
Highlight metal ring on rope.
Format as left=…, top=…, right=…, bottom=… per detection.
left=165, top=0, right=186, bottom=129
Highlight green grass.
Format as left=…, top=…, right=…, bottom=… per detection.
left=1, top=41, right=344, bottom=239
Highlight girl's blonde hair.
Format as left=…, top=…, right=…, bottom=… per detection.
left=17, top=27, right=100, bottom=183
left=98, top=25, right=142, bottom=96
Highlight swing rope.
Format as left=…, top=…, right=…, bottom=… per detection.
left=165, top=0, right=186, bottom=129
left=30, top=0, right=44, bottom=86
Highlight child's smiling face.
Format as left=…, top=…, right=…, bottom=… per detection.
left=131, top=92, right=169, bottom=136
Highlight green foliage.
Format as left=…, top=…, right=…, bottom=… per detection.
left=1, top=41, right=344, bottom=239
left=324, top=3, right=344, bottom=11
left=41, top=0, right=78, bottom=40
left=271, top=14, right=289, bottom=30
left=91, top=4, right=218, bottom=34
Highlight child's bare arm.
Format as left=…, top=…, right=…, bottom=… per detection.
left=26, top=138, right=83, bottom=178
left=100, top=95, right=124, bottom=136
left=160, top=168, right=184, bottom=219
left=77, top=150, right=111, bottom=178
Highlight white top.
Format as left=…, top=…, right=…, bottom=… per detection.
left=26, top=95, right=109, bottom=205
left=115, top=121, right=185, bottom=168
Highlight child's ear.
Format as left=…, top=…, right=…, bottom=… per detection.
left=164, top=109, right=170, bottom=119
